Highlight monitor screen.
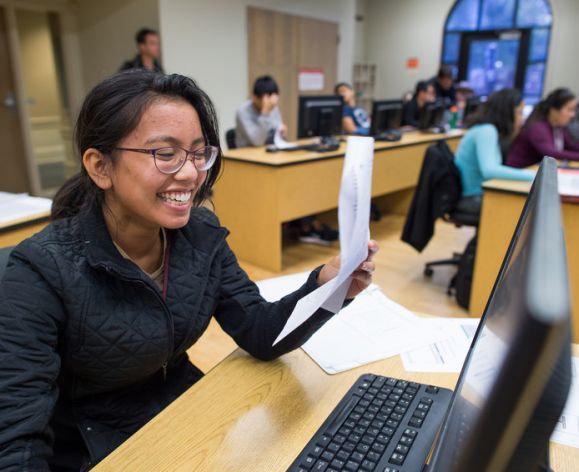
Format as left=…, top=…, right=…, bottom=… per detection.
left=418, top=101, right=445, bottom=130
left=297, top=95, right=344, bottom=138
left=428, top=157, right=572, bottom=471
left=370, top=100, right=403, bottom=135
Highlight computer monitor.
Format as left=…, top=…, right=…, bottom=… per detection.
left=463, top=96, right=484, bottom=124
left=428, top=156, right=572, bottom=471
left=418, top=101, right=445, bottom=131
left=297, top=95, right=344, bottom=139
left=370, top=100, right=403, bottom=135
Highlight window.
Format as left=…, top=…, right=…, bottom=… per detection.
left=442, top=0, right=552, bottom=102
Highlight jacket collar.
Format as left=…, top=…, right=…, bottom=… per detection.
left=78, top=204, right=229, bottom=279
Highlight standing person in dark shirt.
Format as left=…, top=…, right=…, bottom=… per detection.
left=401, top=81, right=436, bottom=127
left=429, top=66, right=456, bottom=105
left=119, top=28, right=164, bottom=73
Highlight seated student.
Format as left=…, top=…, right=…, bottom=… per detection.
left=455, top=88, right=535, bottom=214
left=429, top=65, right=457, bottom=105
left=507, top=88, right=579, bottom=168
left=334, top=82, right=371, bottom=135
left=401, top=81, right=436, bottom=127
left=0, top=70, right=378, bottom=470
left=235, top=75, right=287, bottom=147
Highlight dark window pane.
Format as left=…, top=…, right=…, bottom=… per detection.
left=446, top=0, right=480, bottom=31
left=467, top=38, right=520, bottom=96
left=480, top=0, right=516, bottom=30
left=528, top=28, right=550, bottom=62
left=443, top=33, right=461, bottom=63
left=517, top=0, right=552, bottom=27
left=524, top=62, right=545, bottom=97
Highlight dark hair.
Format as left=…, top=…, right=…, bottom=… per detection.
left=136, top=28, right=158, bottom=45
left=437, top=65, right=454, bottom=80
left=51, top=70, right=222, bottom=220
left=334, top=82, right=352, bottom=94
left=524, top=88, right=576, bottom=129
left=470, top=88, right=523, bottom=160
left=253, top=75, right=279, bottom=97
left=414, top=80, right=431, bottom=97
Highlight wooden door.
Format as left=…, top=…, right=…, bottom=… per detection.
left=0, top=7, right=30, bottom=193
left=247, top=7, right=338, bottom=141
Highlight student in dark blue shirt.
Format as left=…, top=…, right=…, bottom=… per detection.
left=335, top=82, right=371, bottom=135
left=402, top=81, right=436, bottom=127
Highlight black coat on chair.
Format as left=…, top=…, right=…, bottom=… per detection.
left=402, top=140, right=462, bottom=252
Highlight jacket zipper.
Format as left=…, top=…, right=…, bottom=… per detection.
left=104, top=265, right=175, bottom=382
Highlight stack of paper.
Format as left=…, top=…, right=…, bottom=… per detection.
left=557, top=168, right=579, bottom=199
left=0, top=192, right=52, bottom=226
left=551, top=357, right=579, bottom=448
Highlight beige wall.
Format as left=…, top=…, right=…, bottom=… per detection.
left=159, top=0, right=356, bottom=142
left=77, top=0, right=159, bottom=91
left=364, top=0, right=579, bottom=100
left=16, top=9, right=62, bottom=118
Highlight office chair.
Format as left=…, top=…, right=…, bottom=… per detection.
left=402, top=141, right=479, bottom=295
left=225, top=128, right=237, bottom=150
left=0, top=246, right=13, bottom=280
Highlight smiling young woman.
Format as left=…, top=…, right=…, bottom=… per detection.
left=0, top=70, right=378, bottom=471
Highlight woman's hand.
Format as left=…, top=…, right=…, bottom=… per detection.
left=317, top=240, right=379, bottom=299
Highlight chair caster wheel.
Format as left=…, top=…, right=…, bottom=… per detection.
left=424, top=267, right=434, bottom=277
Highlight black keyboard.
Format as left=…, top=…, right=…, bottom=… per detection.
left=288, top=374, right=453, bottom=472
left=373, top=131, right=402, bottom=142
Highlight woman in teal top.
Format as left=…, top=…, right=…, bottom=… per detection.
left=455, top=89, right=534, bottom=212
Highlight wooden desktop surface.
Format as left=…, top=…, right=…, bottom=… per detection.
left=94, top=344, right=579, bottom=471
left=0, top=210, right=50, bottom=248
left=471, top=177, right=579, bottom=342
left=214, top=130, right=464, bottom=272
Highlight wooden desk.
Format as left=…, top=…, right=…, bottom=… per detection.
left=214, top=131, right=464, bottom=272
left=0, top=211, right=50, bottom=248
left=95, top=345, right=579, bottom=471
left=470, top=179, right=579, bottom=342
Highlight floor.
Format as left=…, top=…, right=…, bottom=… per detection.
left=186, top=214, right=476, bottom=373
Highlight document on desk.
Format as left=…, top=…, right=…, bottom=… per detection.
left=0, top=192, right=52, bottom=225
left=400, top=318, right=480, bottom=373
left=557, top=168, right=579, bottom=198
left=273, top=136, right=374, bottom=346
left=551, top=357, right=579, bottom=449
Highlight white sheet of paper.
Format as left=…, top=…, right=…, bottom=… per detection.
left=301, top=286, right=448, bottom=374
left=400, top=318, right=480, bottom=373
left=273, top=127, right=298, bottom=150
left=551, top=357, right=579, bottom=448
left=273, top=136, right=374, bottom=345
left=557, top=170, right=579, bottom=197
left=0, top=193, right=52, bottom=225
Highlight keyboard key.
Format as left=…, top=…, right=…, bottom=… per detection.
left=421, top=397, right=433, bottom=405
left=337, top=450, right=350, bottom=462
left=402, top=393, right=414, bottom=401
left=301, top=455, right=317, bottom=468
left=408, top=417, right=423, bottom=428
left=388, top=394, right=400, bottom=402
left=425, top=385, right=439, bottom=394
left=395, top=444, right=409, bottom=454
left=361, top=435, right=374, bottom=446
left=372, top=376, right=386, bottom=388
left=409, top=382, right=420, bottom=389
left=345, top=419, right=356, bottom=428
left=383, top=468, right=400, bottom=472
left=368, top=387, right=379, bottom=395
left=349, top=433, right=362, bottom=443
left=352, top=451, right=365, bottom=462
left=403, top=428, right=417, bottom=437
left=389, top=452, right=406, bottom=465
left=393, top=387, right=404, bottom=395
left=361, top=459, right=377, bottom=470
left=394, top=406, right=406, bottom=415
left=368, top=451, right=381, bottom=462
left=367, top=427, right=380, bottom=437
left=313, top=460, right=328, bottom=472
left=371, top=420, right=385, bottom=429
left=399, top=400, right=410, bottom=408
left=345, top=460, right=360, bottom=471
left=399, top=436, right=413, bottom=446
left=330, top=458, right=345, bottom=469
left=322, top=451, right=335, bottom=462
left=343, top=442, right=356, bottom=452
left=416, top=403, right=429, bottom=412
left=327, top=442, right=340, bottom=453
left=371, top=442, right=386, bottom=453
left=316, top=435, right=331, bottom=447
left=338, top=426, right=352, bottom=436
left=413, top=410, right=426, bottom=419
left=386, top=419, right=399, bottom=428
left=406, top=387, right=418, bottom=395
left=356, top=443, right=371, bottom=454
left=390, top=413, right=403, bottom=422
left=334, top=434, right=346, bottom=444
left=382, top=427, right=395, bottom=437
left=376, top=433, right=391, bottom=445
left=360, top=380, right=371, bottom=389
left=354, top=426, right=366, bottom=435
left=361, top=417, right=373, bottom=426
left=386, top=378, right=397, bottom=387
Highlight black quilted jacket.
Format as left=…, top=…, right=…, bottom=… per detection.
left=0, top=205, right=333, bottom=471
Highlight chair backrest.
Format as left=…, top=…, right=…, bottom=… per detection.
left=225, top=128, right=237, bottom=150
left=0, top=246, right=14, bottom=280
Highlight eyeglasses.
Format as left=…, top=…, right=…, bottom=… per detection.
left=113, top=145, right=219, bottom=175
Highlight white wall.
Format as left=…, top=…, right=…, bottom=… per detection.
left=77, top=0, right=159, bottom=91
left=159, top=0, right=356, bottom=142
left=364, top=0, right=579, bottom=100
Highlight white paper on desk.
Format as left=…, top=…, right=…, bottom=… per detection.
left=400, top=318, right=480, bottom=373
left=0, top=193, right=52, bottom=225
left=273, top=127, right=298, bottom=150
left=273, top=136, right=374, bottom=345
left=301, top=285, right=448, bottom=374
left=551, top=357, right=579, bottom=448
left=557, top=169, right=579, bottom=197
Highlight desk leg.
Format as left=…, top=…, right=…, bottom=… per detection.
left=213, top=162, right=282, bottom=272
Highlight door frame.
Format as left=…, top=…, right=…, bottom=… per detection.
left=0, top=0, right=84, bottom=196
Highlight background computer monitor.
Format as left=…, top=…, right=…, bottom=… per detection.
left=463, top=96, right=484, bottom=124
left=418, top=101, right=445, bottom=130
left=429, top=157, right=572, bottom=471
left=370, top=99, right=403, bottom=135
left=297, top=95, right=344, bottom=138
